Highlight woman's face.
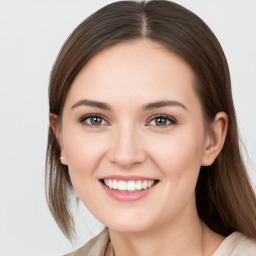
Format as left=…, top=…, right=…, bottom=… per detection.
left=59, top=39, right=212, bottom=233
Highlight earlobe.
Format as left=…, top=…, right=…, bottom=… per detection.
left=201, top=112, right=228, bottom=166
left=49, top=113, right=68, bottom=165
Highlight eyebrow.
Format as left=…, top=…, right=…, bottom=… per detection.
left=71, top=99, right=111, bottom=110
left=142, top=100, right=188, bottom=111
left=71, top=99, right=187, bottom=111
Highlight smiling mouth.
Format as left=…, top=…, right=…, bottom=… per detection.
left=100, top=179, right=159, bottom=192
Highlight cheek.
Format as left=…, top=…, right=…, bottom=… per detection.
left=62, top=133, right=107, bottom=207
left=63, top=131, right=106, bottom=171
left=149, top=127, right=205, bottom=183
left=146, top=129, right=205, bottom=218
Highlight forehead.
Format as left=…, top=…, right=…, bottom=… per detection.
left=64, top=39, right=199, bottom=110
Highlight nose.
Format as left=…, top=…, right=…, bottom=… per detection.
left=108, top=123, right=147, bottom=168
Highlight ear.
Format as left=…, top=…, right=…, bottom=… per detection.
left=49, top=113, right=68, bottom=165
left=201, top=112, right=228, bottom=166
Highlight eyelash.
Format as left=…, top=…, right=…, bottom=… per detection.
left=146, top=114, right=177, bottom=127
left=79, top=114, right=177, bottom=127
left=79, top=114, right=108, bottom=127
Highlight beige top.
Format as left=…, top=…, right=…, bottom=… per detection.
left=65, top=228, right=256, bottom=256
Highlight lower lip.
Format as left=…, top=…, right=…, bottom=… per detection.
left=100, top=182, right=157, bottom=202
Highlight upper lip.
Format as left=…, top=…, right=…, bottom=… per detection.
left=100, top=175, right=157, bottom=181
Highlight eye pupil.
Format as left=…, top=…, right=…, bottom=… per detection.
left=155, top=117, right=167, bottom=126
left=91, top=117, right=102, bottom=125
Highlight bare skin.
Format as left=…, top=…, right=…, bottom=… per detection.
left=50, top=39, right=228, bottom=256
left=108, top=222, right=224, bottom=256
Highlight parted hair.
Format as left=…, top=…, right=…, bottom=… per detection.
left=46, top=0, right=256, bottom=241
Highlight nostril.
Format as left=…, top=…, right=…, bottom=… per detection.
left=108, top=134, right=147, bottom=167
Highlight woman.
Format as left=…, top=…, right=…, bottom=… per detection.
left=46, top=1, right=256, bottom=255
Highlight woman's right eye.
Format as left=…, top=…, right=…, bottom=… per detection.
left=80, top=115, right=107, bottom=126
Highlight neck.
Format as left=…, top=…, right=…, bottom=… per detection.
left=108, top=215, right=224, bottom=256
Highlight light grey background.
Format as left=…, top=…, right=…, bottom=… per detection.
left=0, top=1, right=255, bottom=255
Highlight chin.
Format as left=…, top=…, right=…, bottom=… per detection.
left=103, top=215, right=157, bottom=234
left=107, top=223, right=149, bottom=233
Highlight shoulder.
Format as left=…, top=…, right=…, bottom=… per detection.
left=213, top=232, right=256, bottom=256
left=64, top=228, right=110, bottom=256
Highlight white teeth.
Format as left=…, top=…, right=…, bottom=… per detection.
left=108, top=180, right=113, bottom=189
left=148, top=180, right=154, bottom=188
left=113, top=180, right=118, bottom=189
left=127, top=181, right=136, bottom=191
left=142, top=180, right=148, bottom=189
left=119, top=180, right=127, bottom=191
left=135, top=180, right=143, bottom=190
left=103, top=179, right=156, bottom=191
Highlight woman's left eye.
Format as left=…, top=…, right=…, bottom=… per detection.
left=147, top=115, right=176, bottom=127
left=80, top=115, right=107, bottom=126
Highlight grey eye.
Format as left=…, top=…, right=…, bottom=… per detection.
left=88, top=116, right=104, bottom=125
left=80, top=115, right=107, bottom=126
left=148, top=115, right=176, bottom=126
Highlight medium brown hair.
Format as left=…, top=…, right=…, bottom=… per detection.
left=46, top=0, right=256, bottom=241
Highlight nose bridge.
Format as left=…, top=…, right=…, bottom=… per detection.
left=109, top=122, right=146, bottom=167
